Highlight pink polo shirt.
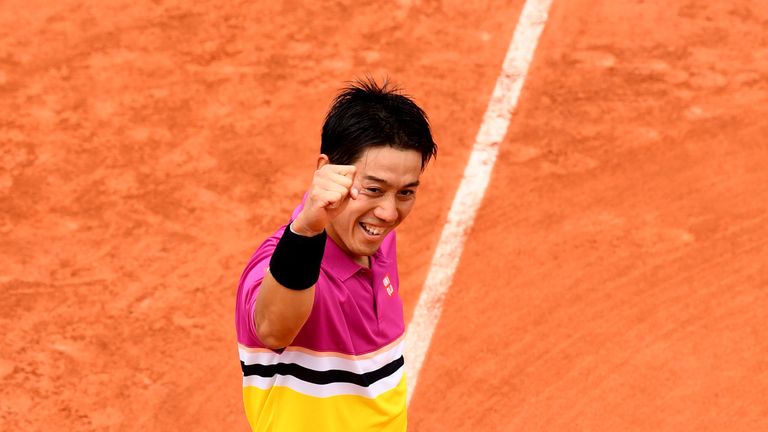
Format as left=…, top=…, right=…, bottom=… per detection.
left=235, top=200, right=407, bottom=431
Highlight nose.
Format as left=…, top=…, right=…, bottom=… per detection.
left=373, top=195, right=398, bottom=223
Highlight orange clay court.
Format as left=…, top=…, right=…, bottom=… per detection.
left=1, top=0, right=767, bottom=430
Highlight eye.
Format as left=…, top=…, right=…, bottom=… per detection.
left=398, top=190, right=416, bottom=199
left=364, top=187, right=383, bottom=195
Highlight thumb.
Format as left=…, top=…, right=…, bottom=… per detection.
left=350, top=174, right=360, bottom=199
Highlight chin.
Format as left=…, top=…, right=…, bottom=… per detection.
left=352, top=245, right=378, bottom=257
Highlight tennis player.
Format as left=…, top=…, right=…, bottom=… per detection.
left=235, top=78, right=437, bottom=431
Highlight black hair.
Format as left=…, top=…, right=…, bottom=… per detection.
left=320, top=77, right=437, bottom=170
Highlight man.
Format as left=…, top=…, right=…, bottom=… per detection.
left=235, top=78, right=437, bottom=431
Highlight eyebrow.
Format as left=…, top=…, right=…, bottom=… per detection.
left=362, top=175, right=420, bottom=189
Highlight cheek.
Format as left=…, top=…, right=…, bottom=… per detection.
left=340, top=201, right=368, bottom=229
left=396, top=201, right=416, bottom=221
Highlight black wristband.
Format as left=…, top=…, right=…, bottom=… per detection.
left=269, top=223, right=327, bottom=290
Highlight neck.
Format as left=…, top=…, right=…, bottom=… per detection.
left=326, top=227, right=370, bottom=268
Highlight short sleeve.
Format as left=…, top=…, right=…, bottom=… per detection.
left=234, top=228, right=285, bottom=347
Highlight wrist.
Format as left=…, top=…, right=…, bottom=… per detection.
left=270, top=224, right=327, bottom=290
left=290, top=216, right=324, bottom=237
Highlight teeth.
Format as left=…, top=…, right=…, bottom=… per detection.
left=360, top=223, right=384, bottom=236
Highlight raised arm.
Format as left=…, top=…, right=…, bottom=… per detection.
left=254, top=156, right=358, bottom=349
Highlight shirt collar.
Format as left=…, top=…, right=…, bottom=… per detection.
left=321, top=234, right=390, bottom=281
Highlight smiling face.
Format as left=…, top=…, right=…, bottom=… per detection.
left=325, top=146, right=423, bottom=266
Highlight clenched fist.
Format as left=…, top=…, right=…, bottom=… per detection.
left=291, top=158, right=359, bottom=236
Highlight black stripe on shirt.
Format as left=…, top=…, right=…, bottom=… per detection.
left=241, top=355, right=404, bottom=388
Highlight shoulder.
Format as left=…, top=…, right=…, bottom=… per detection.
left=238, top=225, right=288, bottom=288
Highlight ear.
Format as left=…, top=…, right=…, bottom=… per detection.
left=316, top=154, right=330, bottom=169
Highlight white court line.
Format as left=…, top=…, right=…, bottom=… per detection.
left=404, top=0, right=555, bottom=406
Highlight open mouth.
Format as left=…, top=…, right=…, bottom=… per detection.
left=359, top=222, right=386, bottom=237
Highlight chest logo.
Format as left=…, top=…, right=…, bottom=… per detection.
left=383, top=274, right=394, bottom=296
